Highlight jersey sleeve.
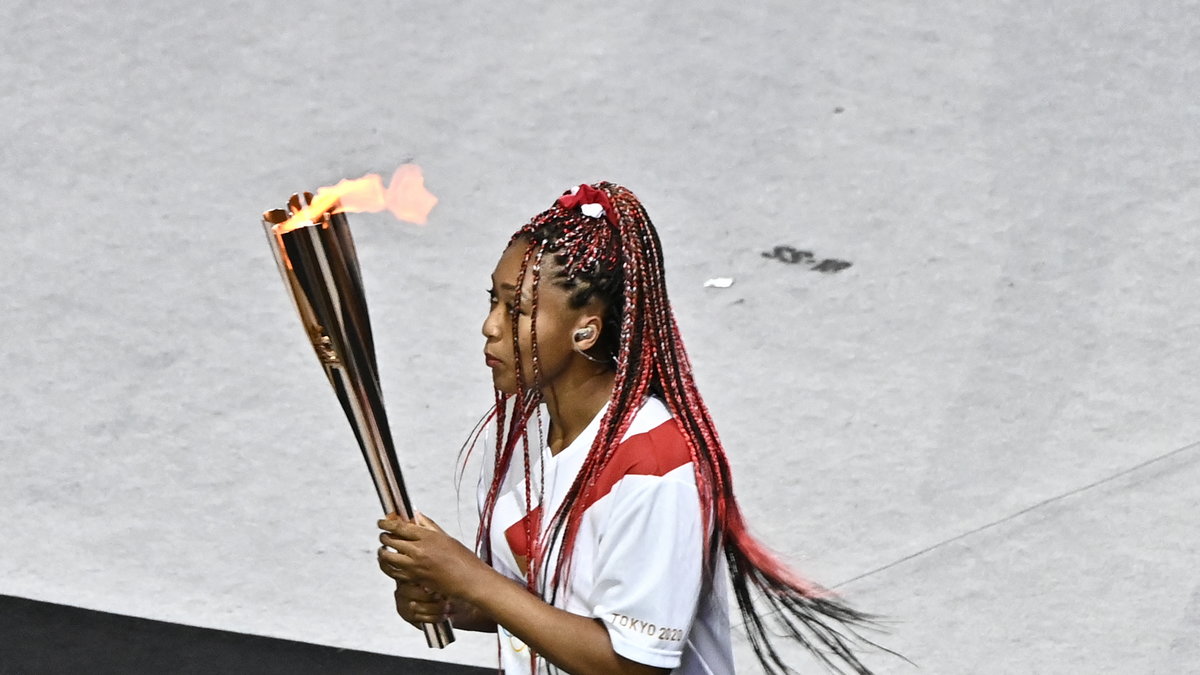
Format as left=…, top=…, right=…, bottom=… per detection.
left=589, top=469, right=706, bottom=669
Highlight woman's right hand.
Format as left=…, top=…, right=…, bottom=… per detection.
left=390, top=581, right=450, bottom=626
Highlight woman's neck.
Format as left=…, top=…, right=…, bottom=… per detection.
left=541, top=368, right=616, bottom=455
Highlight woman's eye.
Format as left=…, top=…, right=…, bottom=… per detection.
left=486, top=288, right=527, bottom=315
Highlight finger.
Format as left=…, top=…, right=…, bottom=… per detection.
left=394, top=591, right=445, bottom=615
left=387, top=520, right=425, bottom=541
left=406, top=605, right=450, bottom=624
left=377, top=516, right=405, bottom=534
left=394, top=577, right=447, bottom=604
left=391, top=590, right=446, bottom=623
left=377, top=547, right=415, bottom=582
left=378, top=546, right=415, bottom=567
left=378, top=562, right=411, bottom=583
left=379, top=564, right=412, bottom=583
left=379, top=532, right=414, bottom=550
left=380, top=533, right=420, bottom=557
left=414, top=511, right=445, bottom=533
left=393, top=582, right=440, bottom=603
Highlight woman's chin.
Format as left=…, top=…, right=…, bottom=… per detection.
left=490, top=373, right=519, bottom=396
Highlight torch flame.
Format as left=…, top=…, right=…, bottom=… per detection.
left=276, top=164, right=437, bottom=233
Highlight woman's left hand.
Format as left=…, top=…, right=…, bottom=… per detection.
left=378, top=513, right=489, bottom=599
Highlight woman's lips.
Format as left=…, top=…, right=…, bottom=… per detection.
left=484, top=353, right=502, bottom=368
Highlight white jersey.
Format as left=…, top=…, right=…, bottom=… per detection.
left=477, top=397, right=734, bottom=674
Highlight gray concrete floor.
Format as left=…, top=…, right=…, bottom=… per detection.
left=2, top=1, right=1198, bottom=672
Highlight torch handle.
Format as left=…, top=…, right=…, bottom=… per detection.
left=422, top=619, right=456, bottom=649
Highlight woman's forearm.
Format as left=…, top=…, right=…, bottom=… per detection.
left=462, top=568, right=666, bottom=675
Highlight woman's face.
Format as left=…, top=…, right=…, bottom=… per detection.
left=482, top=241, right=593, bottom=395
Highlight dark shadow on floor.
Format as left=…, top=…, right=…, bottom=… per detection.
left=0, top=595, right=492, bottom=675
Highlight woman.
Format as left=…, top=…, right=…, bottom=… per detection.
left=377, top=182, right=882, bottom=674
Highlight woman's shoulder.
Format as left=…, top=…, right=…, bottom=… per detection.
left=605, top=397, right=693, bottom=480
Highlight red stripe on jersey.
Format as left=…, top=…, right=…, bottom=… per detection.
left=583, top=418, right=693, bottom=512
left=502, top=417, right=693, bottom=561
left=505, top=505, right=542, bottom=560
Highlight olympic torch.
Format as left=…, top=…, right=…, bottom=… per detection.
left=261, top=167, right=453, bottom=648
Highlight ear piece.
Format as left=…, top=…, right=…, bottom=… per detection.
left=573, top=325, right=609, bottom=364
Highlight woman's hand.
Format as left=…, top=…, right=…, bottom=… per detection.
left=388, top=581, right=450, bottom=626
left=377, top=513, right=490, bottom=600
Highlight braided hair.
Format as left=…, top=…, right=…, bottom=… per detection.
left=472, top=182, right=885, bottom=674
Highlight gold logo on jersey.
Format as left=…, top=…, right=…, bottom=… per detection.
left=500, top=626, right=529, bottom=653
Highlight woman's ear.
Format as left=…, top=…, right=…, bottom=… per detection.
left=571, top=316, right=603, bottom=351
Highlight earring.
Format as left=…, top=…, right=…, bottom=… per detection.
left=572, top=326, right=607, bottom=363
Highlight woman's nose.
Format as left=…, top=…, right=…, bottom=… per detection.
left=482, top=306, right=501, bottom=338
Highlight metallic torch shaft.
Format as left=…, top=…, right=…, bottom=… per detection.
left=262, top=201, right=454, bottom=648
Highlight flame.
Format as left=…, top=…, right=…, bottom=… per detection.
left=276, top=164, right=438, bottom=233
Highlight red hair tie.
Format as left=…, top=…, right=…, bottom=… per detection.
left=555, top=183, right=618, bottom=227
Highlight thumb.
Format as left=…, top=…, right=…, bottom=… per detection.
left=414, top=511, right=444, bottom=533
